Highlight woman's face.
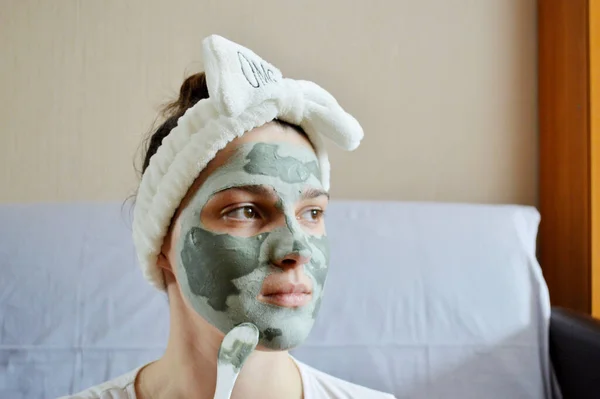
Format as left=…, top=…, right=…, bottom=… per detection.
left=161, top=122, right=330, bottom=350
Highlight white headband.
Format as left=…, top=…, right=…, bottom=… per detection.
left=133, top=35, right=363, bottom=290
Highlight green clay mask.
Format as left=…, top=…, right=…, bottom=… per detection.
left=175, top=141, right=330, bottom=350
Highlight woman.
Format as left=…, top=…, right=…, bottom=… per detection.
left=62, top=35, right=396, bottom=399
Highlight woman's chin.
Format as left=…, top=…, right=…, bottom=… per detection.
left=254, top=344, right=288, bottom=352
left=254, top=340, right=301, bottom=352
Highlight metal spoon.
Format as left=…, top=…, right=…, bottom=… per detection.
left=213, top=322, right=260, bottom=399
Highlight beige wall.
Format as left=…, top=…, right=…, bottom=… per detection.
left=0, top=0, right=538, bottom=205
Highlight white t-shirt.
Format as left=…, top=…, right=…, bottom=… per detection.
left=59, top=358, right=396, bottom=399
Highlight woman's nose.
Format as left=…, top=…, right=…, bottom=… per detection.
left=272, top=248, right=312, bottom=271
left=268, top=216, right=312, bottom=269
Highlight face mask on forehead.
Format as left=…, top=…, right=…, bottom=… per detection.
left=175, top=141, right=330, bottom=350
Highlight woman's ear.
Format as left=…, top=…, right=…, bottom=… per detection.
left=158, top=216, right=178, bottom=276
left=157, top=252, right=173, bottom=273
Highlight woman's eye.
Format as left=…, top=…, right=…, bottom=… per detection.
left=225, top=206, right=259, bottom=220
left=298, top=208, right=324, bottom=223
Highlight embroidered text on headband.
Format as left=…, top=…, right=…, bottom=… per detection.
left=132, top=34, right=364, bottom=290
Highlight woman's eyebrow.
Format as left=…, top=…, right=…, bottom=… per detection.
left=217, top=185, right=276, bottom=197
left=301, top=187, right=329, bottom=200
left=216, top=185, right=328, bottom=200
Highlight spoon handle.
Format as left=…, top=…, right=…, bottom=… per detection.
left=213, top=323, right=259, bottom=399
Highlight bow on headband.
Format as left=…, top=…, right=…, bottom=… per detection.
left=204, top=35, right=363, bottom=152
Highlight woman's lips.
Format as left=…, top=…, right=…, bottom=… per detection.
left=259, top=292, right=312, bottom=307
left=258, top=282, right=312, bottom=308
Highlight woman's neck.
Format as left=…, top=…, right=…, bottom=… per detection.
left=135, top=283, right=303, bottom=399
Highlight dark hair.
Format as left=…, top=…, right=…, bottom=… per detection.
left=140, top=72, right=305, bottom=176
left=141, top=72, right=210, bottom=174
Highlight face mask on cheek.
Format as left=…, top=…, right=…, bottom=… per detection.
left=174, top=142, right=330, bottom=350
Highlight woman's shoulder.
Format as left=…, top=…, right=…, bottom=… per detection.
left=57, top=367, right=141, bottom=399
left=293, top=358, right=396, bottom=399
